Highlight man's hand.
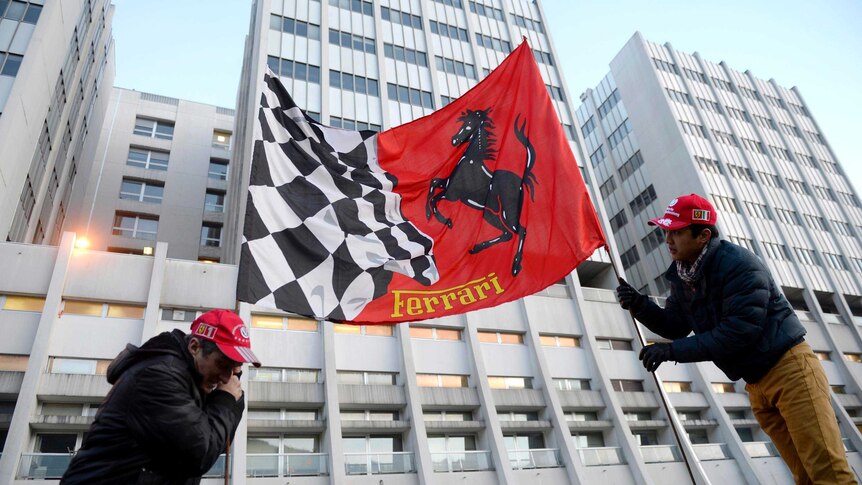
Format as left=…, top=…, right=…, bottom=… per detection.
left=639, top=343, right=674, bottom=372
left=216, top=374, right=243, bottom=401
left=616, top=278, right=646, bottom=311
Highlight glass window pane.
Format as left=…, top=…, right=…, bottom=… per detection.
left=337, top=371, right=364, bottom=384
left=287, top=317, right=317, bottom=331
left=284, top=410, right=317, bottom=420
left=63, top=300, right=102, bottom=316
left=416, top=374, right=439, bottom=387
left=251, top=315, right=283, bottom=329
left=342, top=74, right=354, bottom=92
left=50, top=358, right=97, bottom=375
left=107, top=304, right=145, bottom=319
left=1, top=54, right=22, bottom=76
left=366, top=372, right=395, bottom=385
left=499, top=333, right=523, bottom=344
left=409, top=89, right=421, bottom=106
left=250, top=367, right=282, bottom=382
left=364, top=325, right=392, bottom=336
left=559, top=337, right=578, bottom=347
left=41, top=403, right=83, bottom=416
left=440, top=375, right=467, bottom=388
left=409, top=327, right=434, bottom=339
left=248, top=436, right=280, bottom=454
left=3, top=295, right=45, bottom=312
left=334, top=324, right=361, bottom=334
left=0, top=354, right=28, bottom=371
left=488, top=377, right=506, bottom=389
left=37, top=434, right=77, bottom=453
left=354, top=76, right=367, bottom=95
left=478, top=331, right=498, bottom=343
left=285, top=368, right=318, bottom=383
left=436, top=328, right=461, bottom=340
left=283, top=437, right=317, bottom=453
left=367, top=79, right=379, bottom=97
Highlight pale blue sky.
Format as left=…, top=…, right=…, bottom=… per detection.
left=111, top=0, right=861, bottom=193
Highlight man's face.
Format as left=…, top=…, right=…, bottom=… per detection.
left=188, top=338, right=242, bottom=394
left=664, top=226, right=710, bottom=264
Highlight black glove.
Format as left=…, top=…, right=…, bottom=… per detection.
left=616, top=278, right=646, bottom=311
left=639, top=343, right=674, bottom=372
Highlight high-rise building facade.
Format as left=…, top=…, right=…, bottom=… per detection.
left=67, top=87, right=236, bottom=262
left=0, top=0, right=115, bottom=245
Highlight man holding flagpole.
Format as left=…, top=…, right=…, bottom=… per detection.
left=616, top=193, right=855, bottom=484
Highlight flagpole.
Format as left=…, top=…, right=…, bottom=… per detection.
left=602, top=246, right=702, bottom=485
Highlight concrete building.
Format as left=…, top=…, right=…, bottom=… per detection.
left=0, top=0, right=115, bottom=245
left=67, top=86, right=236, bottom=262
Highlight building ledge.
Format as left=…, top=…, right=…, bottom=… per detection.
left=247, top=382, right=325, bottom=405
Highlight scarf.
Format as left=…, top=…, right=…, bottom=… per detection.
left=676, top=238, right=714, bottom=288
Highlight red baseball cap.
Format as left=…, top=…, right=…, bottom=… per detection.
left=191, top=309, right=261, bottom=367
left=648, top=193, right=717, bottom=230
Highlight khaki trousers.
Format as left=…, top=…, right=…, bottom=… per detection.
left=745, top=341, right=857, bottom=484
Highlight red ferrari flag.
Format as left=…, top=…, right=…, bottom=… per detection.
left=237, top=40, right=606, bottom=323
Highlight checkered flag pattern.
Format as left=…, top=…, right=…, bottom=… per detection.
left=237, top=71, right=439, bottom=321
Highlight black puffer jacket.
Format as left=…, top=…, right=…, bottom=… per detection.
left=60, top=329, right=244, bottom=484
left=633, top=239, right=806, bottom=383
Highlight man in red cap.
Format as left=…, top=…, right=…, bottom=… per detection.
left=61, top=309, right=261, bottom=484
left=616, top=194, right=854, bottom=484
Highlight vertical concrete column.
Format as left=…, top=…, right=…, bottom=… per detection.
left=320, top=321, right=346, bottom=484
left=520, top=296, right=588, bottom=485
left=140, top=241, right=169, bottom=340
left=396, top=324, right=433, bottom=484
left=463, top=313, right=516, bottom=484
left=0, top=232, right=76, bottom=482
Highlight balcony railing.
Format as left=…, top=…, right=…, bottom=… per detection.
left=577, top=446, right=625, bottom=466
left=692, top=443, right=730, bottom=461
left=344, top=452, right=415, bottom=475
left=247, top=453, right=328, bottom=477
left=202, top=454, right=227, bottom=478
left=431, top=450, right=493, bottom=472
left=640, top=445, right=682, bottom=463
left=17, top=453, right=75, bottom=479
left=744, top=441, right=779, bottom=458
left=508, top=448, right=562, bottom=469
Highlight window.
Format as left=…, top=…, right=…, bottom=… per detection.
left=662, top=381, right=692, bottom=393
left=610, top=210, right=627, bottom=233
left=845, top=353, right=862, bottom=363
left=269, top=14, right=322, bottom=39
left=831, top=385, right=846, bottom=394
left=469, top=1, right=504, bottom=20
left=565, top=412, right=598, bottom=422
left=381, top=6, right=423, bottom=30
left=596, top=338, right=633, bottom=350
left=477, top=331, right=524, bottom=344
left=607, top=119, right=632, bottom=149
left=597, top=90, right=621, bottom=119
left=615, top=151, right=643, bottom=181
left=329, top=116, right=381, bottom=132
left=710, top=77, right=735, bottom=92
left=676, top=410, right=701, bottom=421
left=642, top=227, right=665, bottom=253
left=247, top=408, right=318, bottom=420
left=488, top=376, right=532, bottom=390
left=112, top=212, right=158, bottom=240
left=539, top=334, right=580, bottom=347
left=119, top=179, right=163, bottom=203
left=208, top=159, right=229, bottom=180
left=599, top=177, right=616, bottom=199
left=127, top=148, right=169, bottom=171
left=0, top=51, right=23, bottom=77
left=0, top=354, right=28, bottom=372
left=629, top=185, right=657, bottom=215
left=133, top=118, right=174, bottom=140
left=48, top=357, right=111, bottom=375
left=696, top=97, right=722, bottom=113
left=342, top=410, right=399, bottom=421
left=250, top=314, right=318, bottom=332
left=546, top=84, right=565, bottom=102
left=572, top=432, right=605, bottom=449
left=610, top=379, right=644, bottom=392
left=212, top=130, right=231, bottom=149
left=652, top=58, right=679, bottom=75
left=666, top=88, right=693, bottom=106
left=434, top=55, right=476, bottom=79
left=409, top=326, right=461, bottom=340
left=620, top=245, right=640, bottom=270
left=424, top=410, right=472, bottom=422
left=553, top=378, right=590, bottom=391
left=200, top=223, right=222, bottom=247
left=813, top=351, right=831, bottom=361
left=794, top=247, right=821, bottom=266
left=328, top=28, right=375, bottom=54
left=712, top=195, right=740, bottom=213
left=711, top=129, right=738, bottom=147
left=267, top=56, right=322, bottom=84
left=250, top=367, right=319, bottom=383
left=683, top=68, right=708, bottom=83
left=589, top=145, right=606, bottom=167
left=711, top=383, right=735, bottom=393
left=429, top=20, right=469, bottom=42
left=337, top=371, right=397, bottom=385
left=581, top=116, right=596, bottom=137
left=386, top=83, right=433, bottom=109
left=107, top=304, right=145, bottom=319
left=743, top=201, right=771, bottom=219
left=334, top=324, right=394, bottom=336
left=204, top=191, right=225, bottom=212
left=385, top=43, right=429, bottom=67
left=328, top=0, right=374, bottom=15
left=474, top=33, right=511, bottom=53
left=416, top=374, right=469, bottom=388
left=2, top=295, right=45, bottom=312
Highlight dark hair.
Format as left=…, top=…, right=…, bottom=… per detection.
left=189, top=336, right=221, bottom=356
left=688, top=224, right=719, bottom=240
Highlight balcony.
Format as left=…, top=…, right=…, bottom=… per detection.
left=508, top=448, right=562, bottom=470
left=431, top=450, right=493, bottom=472
left=640, top=445, right=682, bottom=463
left=744, top=441, right=779, bottom=458
left=202, top=454, right=227, bottom=478
left=344, top=452, right=415, bottom=475
left=577, top=446, right=625, bottom=466
left=17, top=453, right=74, bottom=479
left=692, top=443, right=730, bottom=461
left=246, top=453, right=328, bottom=477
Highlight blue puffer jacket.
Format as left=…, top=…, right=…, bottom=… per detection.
left=632, top=239, right=806, bottom=383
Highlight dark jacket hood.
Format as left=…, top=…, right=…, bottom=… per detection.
left=107, top=329, right=189, bottom=385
